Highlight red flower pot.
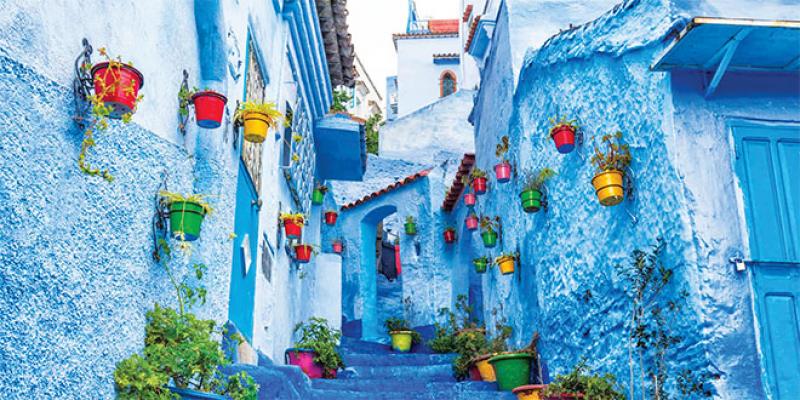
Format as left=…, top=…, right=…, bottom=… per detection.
left=551, top=125, right=576, bottom=154
left=325, top=212, right=338, bottom=225
left=494, top=162, right=511, bottom=183
left=443, top=230, right=456, bottom=244
left=464, top=193, right=476, bottom=206
left=332, top=241, right=343, bottom=254
left=465, top=215, right=478, bottom=231
left=468, top=364, right=482, bottom=381
left=472, top=177, right=487, bottom=195
left=91, top=62, right=144, bottom=119
left=284, top=220, right=302, bottom=239
left=295, top=245, right=313, bottom=263
left=191, top=90, right=227, bottom=129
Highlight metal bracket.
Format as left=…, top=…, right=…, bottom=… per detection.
left=232, top=99, right=242, bottom=149
left=151, top=172, right=170, bottom=262
left=178, top=69, right=191, bottom=136
left=540, top=185, right=550, bottom=213
left=72, top=38, right=94, bottom=130
left=704, top=27, right=753, bottom=98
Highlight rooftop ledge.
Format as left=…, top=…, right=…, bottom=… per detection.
left=314, top=113, right=367, bottom=181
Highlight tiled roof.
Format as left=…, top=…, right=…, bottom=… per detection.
left=462, top=5, right=473, bottom=22
left=442, top=153, right=475, bottom=212
left=341, top=169, right=431, bottom=211
left=429, top=19, right=459, bottom=34
left=393, top=32, right=459, bottom=48
left=464, top=15, right=482, bottom=52
left=433, top=53, right=460, bottom=59
left=316, top=0, right=355, bottom=87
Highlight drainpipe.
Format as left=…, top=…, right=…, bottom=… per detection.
left=194, top=0, right=227, bottom=91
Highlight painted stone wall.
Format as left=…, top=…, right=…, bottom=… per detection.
left=396, top=35, right=463, bottom=117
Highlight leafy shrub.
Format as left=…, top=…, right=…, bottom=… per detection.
left=385, top=317, right=422, bottom=345
left=544, top=360, right=625, bottom=400
left=294, top=317, right=344, bottom=378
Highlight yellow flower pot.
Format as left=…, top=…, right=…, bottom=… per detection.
left=591, top=169, right=625, bottom=206
left=243, top=111, right=270, bottom=143
left=390, top=331, right=413, bottom=352
left=497, top=256, right=515, bottom=275
left=512, top=384, right=547, bottom=400
left=473, top=354, right=497, bottom=382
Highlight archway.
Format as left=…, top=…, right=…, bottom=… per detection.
left=359, top=204, right=400, bottom=341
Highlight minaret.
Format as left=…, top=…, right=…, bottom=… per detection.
left=406, top=0, right=420, bottom=33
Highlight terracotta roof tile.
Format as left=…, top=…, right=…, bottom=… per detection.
left=429, top=19, right=460, bottom=34
left=462, top=5, right=473, bottom=22
left=433, top=53, right=460, bottom=59
left=442, top=153, right=476, bottom=212
left=464, top=15, right=482, bottom=52
left=341, top=169, right=431, bottom=211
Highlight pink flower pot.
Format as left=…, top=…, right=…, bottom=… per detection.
left=473, top=177, right=487, bottom=195
left=465, top=215, right=478, bottom=231
left=332, top=241, right=343, bottom=254
left=494, top=162, right=511, bottom=183
left=464, top=193, right=476, bottom=206
left=286, top=348, right=327, bottom=379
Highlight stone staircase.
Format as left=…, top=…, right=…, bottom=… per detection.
left=306, top=337, right=517, bottom=400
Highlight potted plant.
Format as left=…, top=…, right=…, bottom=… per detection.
left=404, top=216, right=417, bottom=235
left=179, top=86, right=228, bottom=129
left=520, top=168, right=556, bottom=213
left=479, top=217, right=499, bottom=248
left=280, top=213, right=305, bottom=239
left=294, top=243, right=318, bottom=263
left=331, top=240, right=343, bottom=254
left=472, top=322, right=513, bottom=383
left=384, top=317, right=422, bottom=353
left=489, top=351, right=535, bottom=391
left=160, top=191, right=213, bottom=242
left=543, top=360, right=625, bottom=400
left=495, top=253, right=516, bottom=275
left=287, top=317, right=344, bottom=379
left=495, top=135, right=512, bottom=183
left=443, top=227, right=457, bottom=244
left=473, top=256, right=490, bottom=274
left=512, top=385, right=548, bottom=400
left=234, top=101, right=283, bottom=143
left=549, top=116, right=578, bottom=154
left=590, top=131, right=632, bottom=206
left=471, top=168, right=488, bottom=195
left=312, top=183, right=328, bottom=205
left=452, top=328, right=490, bottom=381
left=465, top=211, right=479, bottom=231
left=324, top=210, right=338, bottom=225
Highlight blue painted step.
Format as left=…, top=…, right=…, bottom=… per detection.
left=312, top=378, right=499, bottom=393
left=341, top=363, right=455, bottom=380
left=342, top=352, right=457, bottom=366
left=308, top=389, right=517, bottom=400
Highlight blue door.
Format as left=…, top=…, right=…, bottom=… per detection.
left=733, top=122, right=800, bottom=399
left=228, top=160, right=259, bottom=342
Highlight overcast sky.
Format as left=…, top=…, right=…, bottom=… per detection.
left=347, top=0, right=460, bottom=100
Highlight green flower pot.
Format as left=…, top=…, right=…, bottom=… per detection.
left=520, top=189, right=543, bottom=213
left=169, top=201, right=207, bottom=241
left=405, top=222, right=417, bottom=235
left=473, top=259, right=488, bottom=273
left=312, top=189, right=325, bottom=205
left=488, top=353, right=533, bottom=391
left=481, top=231, right=498, bottom=248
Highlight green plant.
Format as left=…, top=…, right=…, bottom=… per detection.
left=495, top=135, right=510, bottom=163
left=233, top=100, right=283, bottom=127
left=444, top=226, right=456, bottom=234
left=330, top=89, right=352, bottom=113
left=294, top=317, right=345, bottom=378
left=405, top=216, right=416, bottom=225
left=522, top=168, right=556, bottom=192
left=544, top=359, right=626, bottom=400
left=549, top=115, right=578, bottom=135
left=590, top=131, right=632, bottom=173
left=428, top=295, right=479, bottom=354
left=484, top=319, right=513, bottom=355
left=178, top=85, right=198, bottom=127
left=324, top=209, right=337, bottom=215
left=315, top=183, right=329, bottom=193
left=479, top=216, right=499, bottom=234
left=384, top=317, right=422, bottom=345
left=365, top=112, right=382, bottom=155
left=452, top=329, right=489, bottom=380
left=473, top=256, right=491, bottom=266
left=470, top=167, right=487, bottom=179
left=280, top=212, right=306, bottom=227
left=79, top=47, right=144, bottom=182
left=160, top=191, right=214, bottom=215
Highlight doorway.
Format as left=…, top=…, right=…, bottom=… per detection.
left=359, top=205, right=399, bottom=341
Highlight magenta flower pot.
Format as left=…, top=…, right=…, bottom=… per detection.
left=494, top=162, right=511, bottom=183
left=465, top=215, right=478, bottom=231
left=464, top=193, right=476, bottom=206
left=286, top=348, right=327, bottom=379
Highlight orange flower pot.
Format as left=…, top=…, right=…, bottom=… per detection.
left=591, top=170, right=625, bottom=206
left=497, top=256, right=515, bottom=275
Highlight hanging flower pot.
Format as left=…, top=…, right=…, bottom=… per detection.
left=520, top=189, right=543, bottom=213
left=443, top=228, right=457, bottom=244
left=295, top=244, right=314, bottom=263
left=473, top=257, right=489, bottom=274
left=404, top=216, right=417, bottom=235
left=481, top=230, right=497, bottom=248
left=496, top=254, right=516, bottom=275
left=464, top=193, right=476, bottom=207
left=465, top=214, right=479, bottom=231
left=472, top=177, right=488, bottom=195
left=473, top=354, right=497, bottom=382
left=332, top=240, right=343, bottom=254
left=592, top=170, right=625, bottom=206
left=235, top=101, right=284, bottom=144
left=488, top=353, right=534, bottom=391
left=549, top=117, right=578, bottom=154
left=168, top=201, right=208, bottom=241
left=285, top=348, right=328, bottom=379
left=521, top=168, right=555, bottom=213
left=91, top=61, right=144, bottom=119
left=494, top=162, right=511, bottom=183
left=324, top=211, right=338, bottom=225
left=512, top=384, right=548, bottom=400
left=191, top=90, right=227, bottom=128
left=280, top=213, right=305, bottom=239
left=312, top=185, right=327, bottom=205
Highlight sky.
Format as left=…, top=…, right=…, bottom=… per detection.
left=347, top=0, right=461, bottom=100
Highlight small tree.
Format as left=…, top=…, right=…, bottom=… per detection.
left=365, top=112, right=382, bottom=155
left=330, top=89, right=352, bottom=113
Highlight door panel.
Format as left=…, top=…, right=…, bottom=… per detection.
left=733, top=122, right=800, bottom=399
left=228, top=161, right=259, bottom=342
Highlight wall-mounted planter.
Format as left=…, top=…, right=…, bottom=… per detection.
left=472, top=354, right=497, bottom=382
left=191, top=90, right=227, bottom=128
left=496, top=255, right=515, bottom=275
left=286, top=348, right=332, bottom=379
left=405, top=222, right=417, bottom=235
left=91, top=62, right=144, bottom=119
left=473, top=177, right=488, bottom=195
left=294, top=244, right=313, bottom=263
left=464, top=193, right=476, bottom=207
left=243, top=111, right=271, bottom=143
left=550, top=124, right=576, bottom=154
left=312, top=189, right=325, bottom=205
left=282, top=216, right=304, bottom=239
left=481, top=231, right=497, bottom=248
left=488, top=353, right=533, bottom=391
left=511, top=384, right=547, bottom=400
left=332, top=241, right=343, bottom=254
left=443, top=229, right=457, bottom=244
left=169, top=201, right=207, bottom=241
left=591, top=170, right=625, bottom=206
left=389, top=331, right=413, bottom=352
left=494, top=162, right=511, bottom=183
left=473, top=258, right=489, bottom=273
left=167, top=386, right=227, bottom=400
left=325, top=211, right=338, bottom=225
left=520, top=189, right=543, bottom=213
left=465, top=215, right=479, bottom=231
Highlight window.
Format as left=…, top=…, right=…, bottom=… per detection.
left=242, top=39, right=267, bottom=194
left=440, top=71, right=457, bottom=97
left=281, top=103, right=293, bottom=168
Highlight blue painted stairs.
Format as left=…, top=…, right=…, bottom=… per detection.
left=305, top=337, right=517, bottom=400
